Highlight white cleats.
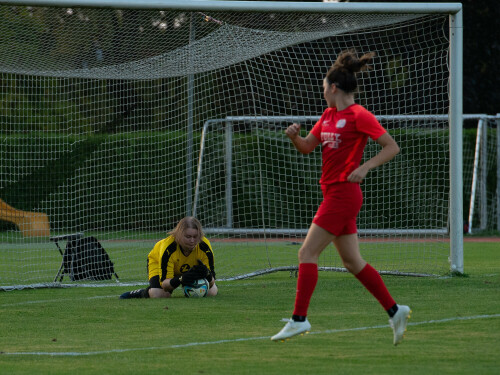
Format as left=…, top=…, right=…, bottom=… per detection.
left=271, top=318, right=311, bottom=342
left=389, top=305, right=411, bottom=345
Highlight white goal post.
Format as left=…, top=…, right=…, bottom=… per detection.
left=0, top=1, right=463, bottom=290
left=465, top=114, right=500, bottom=234
left=194, top=114, right=455, bottom=237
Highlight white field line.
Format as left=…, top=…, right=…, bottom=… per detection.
left=0, top=283, right=256, bottom=307
left=2, top=313, right=499, bottom=357
left=0, top=295, right=118, bottom=307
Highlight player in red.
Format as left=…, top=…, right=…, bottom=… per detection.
left=271, top=50, right=411, bottom=345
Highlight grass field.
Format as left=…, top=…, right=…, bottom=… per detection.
left=0, top=241, right=499, bottom=374
left=0, top=236, right=450, bottom=286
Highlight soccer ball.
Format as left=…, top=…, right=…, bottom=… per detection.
left=183, top=278, right=209, bottom=298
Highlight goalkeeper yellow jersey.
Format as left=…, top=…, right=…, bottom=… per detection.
left=147, top=235, right=215, bottom=281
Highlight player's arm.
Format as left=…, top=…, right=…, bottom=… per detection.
left=285, top=123, right=320, bottom=154
left=198, top=237, right=216, bottom=284
left=162, top=274, right=194, bottom=291
left=162, top=263, right=204, bottom=291
left=347, top=132, right=400, bottom=183
left=161, top=277, right=178, bottom=292
left=191, top=259, right=215, bottom=287
left=161, top=258, right=185, bottom=292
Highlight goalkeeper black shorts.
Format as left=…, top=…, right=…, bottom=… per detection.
left=149, top=275, right=161, bottom=289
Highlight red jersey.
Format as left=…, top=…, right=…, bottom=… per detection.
left=310, top=104, right=386, bottom=184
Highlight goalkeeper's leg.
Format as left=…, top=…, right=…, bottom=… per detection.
left=148, top=288, right=171, bottom=298
left=207, top=282, right=218, bottom=297
left=119, top=276, right=172, bottom=299
left=148, top=275, right=171, bottom=298
left=119, top=287, right=150, bottom=299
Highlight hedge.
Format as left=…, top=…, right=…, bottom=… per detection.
left=0, top=128, right=494, bottom=233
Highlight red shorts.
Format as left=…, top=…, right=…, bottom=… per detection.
left=312, top=182, right=363, bottom=236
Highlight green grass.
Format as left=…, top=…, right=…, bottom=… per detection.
left=0, top=237, right=450, bottom=286
left=0, top=242, right=499, bottom=374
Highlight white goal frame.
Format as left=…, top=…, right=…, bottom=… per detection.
left=193, top=114, right=456, bottom=238
left=0, top=0, right=464, bottom=278
left=466, top=114, right=500, bottom=234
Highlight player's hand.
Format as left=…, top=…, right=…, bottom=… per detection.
left=285, top=123, right=301, bottom=139
left=347, top=165, right=369, bottom=183
left=180, top=269, right=197, bottom=286
left=182, top=261, right=208, bottom=285
left=192, top=259, right=209, bottom=278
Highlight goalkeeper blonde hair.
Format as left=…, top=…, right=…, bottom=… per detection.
left=170, top=216, right=204, bottom=242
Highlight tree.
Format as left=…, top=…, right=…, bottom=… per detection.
left=337, top=0, right=500, bottom=115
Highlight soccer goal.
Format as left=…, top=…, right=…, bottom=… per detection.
left=464, top=114, right=500, bottom=234
left=0, top=1, right=463, bottom=289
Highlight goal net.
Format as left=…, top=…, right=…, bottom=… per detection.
left=463, top=116, right=500, bottom=234
left=0, top=1, right=461, bottom=289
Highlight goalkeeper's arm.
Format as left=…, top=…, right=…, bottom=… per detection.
left=161, top=266, right=202, bottom=292
left=191, top=259, right=214, bottom=282
left=161, top=276, right=182, bottom=292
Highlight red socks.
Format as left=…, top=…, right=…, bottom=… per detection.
left=293, top=263, right=318, bottom=317
left=292, top=263, right=395, bottom=317
left=355, top=263, right=396, bottom=310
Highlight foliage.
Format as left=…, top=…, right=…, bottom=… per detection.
left=1, top=128, right=492, bottom=233
left=351, top=0, right=500, bottom=115
left=0, top=2, right=496, bottom=234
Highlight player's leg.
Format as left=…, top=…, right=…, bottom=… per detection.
left=119, top=275, right=171, bottom=299
left=148, top=288, right=171, bottom=298
left=335, top=233, right=396, bottom=310
left=271, top=223, right=334, bottom=341
left=294, top=223, right=335, bottom=316
left=332, top=233, right=366, bottom=274
left=334, top=233, right=411, bottom=345
left=119, top=287, right=150, bottom=299
left=207, top=282, right=218, bottom=297
left=148, top=275, right=171, bottom=298
left=291, top=184, right=355, bottom=321
left=297, top=223, right=335, bottom=263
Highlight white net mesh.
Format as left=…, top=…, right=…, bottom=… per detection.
left=0, top=5, right=453, bottom=288
left=463, top=118, right=499, bottom=233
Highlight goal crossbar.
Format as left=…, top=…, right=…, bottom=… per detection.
left=1, top=1, right=463, bottom=14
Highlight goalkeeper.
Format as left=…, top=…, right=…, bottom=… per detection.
left=120, top=217, right=217, bottom=299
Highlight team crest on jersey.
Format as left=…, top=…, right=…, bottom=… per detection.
left=321, top=132, right=342, bottom=149
left=180, top=264, right=191, bottom=273
left=336, top=119, right=346, bottom=128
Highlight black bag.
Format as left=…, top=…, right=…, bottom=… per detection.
left=62, top=236, right=117, bottom=281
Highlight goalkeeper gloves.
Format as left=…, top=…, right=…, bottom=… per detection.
left=170, top=260, right=214, bottom=289
left=192, top=259, right=209, bottom=276
left=169, top=276, right=182, bottom=289
left=170, top=272, right=196, bottom=288
left=179, top=270, right=198, bottom=286
left=191, top=260, right=214, bottom=282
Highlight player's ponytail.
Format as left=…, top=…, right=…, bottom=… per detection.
left=326, top=50, right=375, bottom=93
